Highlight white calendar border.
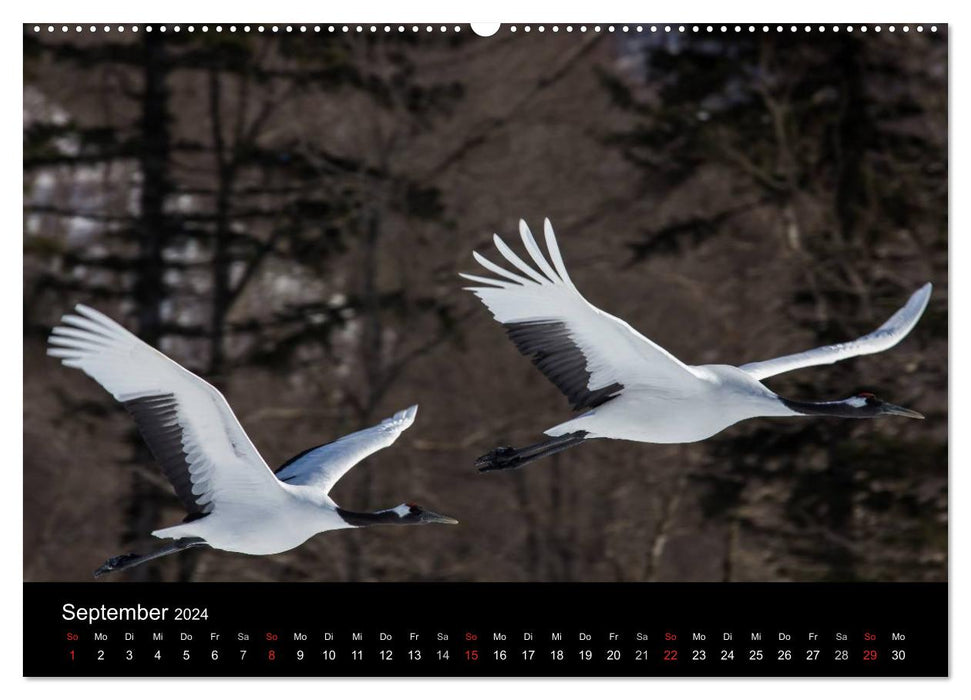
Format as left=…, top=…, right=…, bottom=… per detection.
left=3, top=0, right=964, bottom=697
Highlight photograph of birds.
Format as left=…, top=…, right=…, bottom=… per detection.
left=462, top=220, right=930, bottom=472
left=47, top=305, right=458, bottom=577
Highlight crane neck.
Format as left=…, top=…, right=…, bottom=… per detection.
left=335, top=508, right=403, bottom=528
left=778, top=396, right=873, bottom=418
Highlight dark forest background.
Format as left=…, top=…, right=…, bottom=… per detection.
left=23, top=26, right=947, bottom=582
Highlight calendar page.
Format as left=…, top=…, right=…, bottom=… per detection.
left=22, top=21, right=948, bottom=678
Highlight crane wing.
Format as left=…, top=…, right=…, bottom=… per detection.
left=739, top=282, right=932, bottom=381
left=461, top=219, right=702, bottom=411
left=48, top=305, right=283, bottom=517
left=273, top=405, right=418, bottom=494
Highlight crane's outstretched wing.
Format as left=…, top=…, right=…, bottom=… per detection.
left=739, top=282, right=932, bottom=381
left=461, top=219, right=703, bottom=411
left=274, top=405, right=418, bottom=494
left=48, top=305, right=282, bottom=517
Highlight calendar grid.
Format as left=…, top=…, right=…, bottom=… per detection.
left=25, top=582, right=947, bottom=677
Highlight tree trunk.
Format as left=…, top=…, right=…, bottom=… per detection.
left=126, top=30, right=172, bottom=582
left=208, top=67, right=232, bottom=382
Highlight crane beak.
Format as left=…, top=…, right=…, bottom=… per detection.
left=881, top=403, right=925, bottom=420
left=419, top=510, right=459, bottom=525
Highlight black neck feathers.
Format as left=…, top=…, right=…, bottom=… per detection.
left=336, top=508, right=402, bottom=527
left=780, top=397, right=877, bottom=419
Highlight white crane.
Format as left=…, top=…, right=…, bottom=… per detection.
left=462, top=219, right=930, bottom=472
left=47, top=305, right=457, bottom=577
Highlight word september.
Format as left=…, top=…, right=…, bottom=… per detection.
left=62, top=603, right=208, bottom=624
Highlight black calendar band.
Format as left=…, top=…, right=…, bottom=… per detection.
left=24, top=582, right=947, bottom=677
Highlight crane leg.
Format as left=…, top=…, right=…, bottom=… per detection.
left=476, top=431, right=588, bottom=472
left=94, top=537, right=208, bottom=578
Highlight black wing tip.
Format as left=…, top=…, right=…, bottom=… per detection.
left=504, top=320, right=624, bottom=411
left=575, top=383, right=625, bottom=410
left=122, top=393, right=211, bottom=521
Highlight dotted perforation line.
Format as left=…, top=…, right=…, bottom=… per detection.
left=30, top=24, right=942, bottom=35
left=506, top=24, right=940, bottom=34
left=30, top=24, right=465, bottom=34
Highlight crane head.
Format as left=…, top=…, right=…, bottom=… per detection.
left=850, top=392, right=925, bottom=420
left=389, top=503, right=459, bottom=525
